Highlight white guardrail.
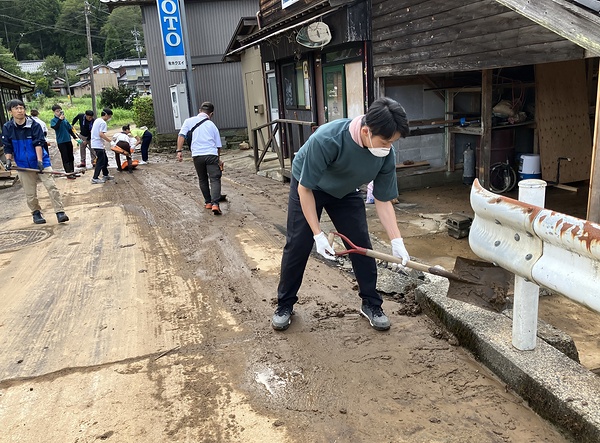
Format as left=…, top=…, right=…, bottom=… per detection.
left=469, top=178, right=600, bottom=350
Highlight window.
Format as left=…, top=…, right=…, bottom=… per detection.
left=282, top=60, right=310, bottom=110
left=126, top=68, right=137, bottom=77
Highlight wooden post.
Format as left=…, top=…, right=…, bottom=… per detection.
left=587, top=68, right=600, bottom=222
left=480, top=69, right=493, bottom=188
left=445, top=89, right=454, bottom=172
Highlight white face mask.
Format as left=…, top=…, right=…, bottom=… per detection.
left=367, top=131, right=391, bottom=157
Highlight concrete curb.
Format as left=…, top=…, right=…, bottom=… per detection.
left=416, top=278, right=600, bottom=442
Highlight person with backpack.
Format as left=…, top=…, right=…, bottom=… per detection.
left=176, top=101, right=224, bottom=215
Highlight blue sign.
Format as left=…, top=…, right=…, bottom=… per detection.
left=157, top=0, right=186, bottom=71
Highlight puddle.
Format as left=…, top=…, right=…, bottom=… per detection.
left=255, top=367, right=287, bottom=396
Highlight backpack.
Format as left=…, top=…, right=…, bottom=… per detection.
left=185, top=118, right=209, bottom=147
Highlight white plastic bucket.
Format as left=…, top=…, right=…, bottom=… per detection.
left=519, top=154, right=541, bottom=180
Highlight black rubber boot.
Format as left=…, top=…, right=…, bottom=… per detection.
left=32, top=210, right=46, bottom=224
left=56, top=212, right=69, bottom=223
left=127, top=157, right=133, bottom=173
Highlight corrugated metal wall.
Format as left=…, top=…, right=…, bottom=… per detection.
left=142, top=0, right=259, bottom=134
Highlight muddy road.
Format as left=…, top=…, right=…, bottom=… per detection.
left=0, top=149, right=571, bottom=442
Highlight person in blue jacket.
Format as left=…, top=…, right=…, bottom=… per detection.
left=1, top=99, right=69, bottom=224
left=50, top=104, right=79, bottom=176
left=272, top=97, right=410, bottom=332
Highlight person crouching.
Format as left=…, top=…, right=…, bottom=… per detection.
left=112, top=125, right=133, bottom=173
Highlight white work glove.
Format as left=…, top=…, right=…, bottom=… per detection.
left=391, top=237, right=410, bottom=266
left=313, top=232, right=336, bottom=260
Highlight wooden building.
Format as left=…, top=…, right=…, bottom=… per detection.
left=225, top=0, right=370, bottom=172
left=0, top=68, right=35, bottom=127
left=231, top=0, right=600, bottom=220
left=71, top=65, right=119, bottom=98
left=371, top=0, right=600, bottom=218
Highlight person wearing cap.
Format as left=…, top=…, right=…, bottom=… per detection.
left=1, top=99, right=69, bottom=224
left=90, top=108, right=115, bottom=184
left=176, top=101, right=224, bottom=215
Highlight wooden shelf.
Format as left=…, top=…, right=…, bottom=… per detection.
left=448, top=121, right=536, bottom=136
left=449, top=126, right=482, bottom=135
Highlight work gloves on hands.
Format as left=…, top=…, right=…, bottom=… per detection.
left=5, top=159, right=12, bottom=170
left=313, top=232, right=336, bottom=260
left=37, top=161, right=44, bottom=172
left=391, top=237, right=410, bottom=266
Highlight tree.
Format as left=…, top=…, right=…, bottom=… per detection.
left=132, top=95, right=155, bottom=128
left=42, top=55, right=65, bottom=79
left=100, top=6, right=143, bottom=60
left=104, top=26, right=120, bottom=62
left=56, top=0, right=109, bottom=62
left=4, top=0, right=62, bottom=60
left=100, top=85, right=136, bottom=109
left=0, top=41, right=24, bottom=75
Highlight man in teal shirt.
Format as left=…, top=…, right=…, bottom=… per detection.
left=50, top=104, right=78, bottom=176
left=272, top=97, right=411, bottom=331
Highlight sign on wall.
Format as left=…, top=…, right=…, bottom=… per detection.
left=157, top=0, right=186, bottom=71
left=282, top=0, right=300, bottom=9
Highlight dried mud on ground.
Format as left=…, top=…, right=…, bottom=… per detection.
left=0, top=149, right=573, bottom=442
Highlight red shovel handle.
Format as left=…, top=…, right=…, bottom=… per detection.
left=328, top=232, right=368, bottom=257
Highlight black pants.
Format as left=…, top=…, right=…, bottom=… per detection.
left=115, top=146, right=132, bottom=172
left=93, top=149, right=109, bottom=179
left=277, top=176, right=381, bottom=309
left=192, top=154, right=222, bottom=204
left=140, top=131, right=152, bottom=162
left=57, top=141, right=74, bottom=173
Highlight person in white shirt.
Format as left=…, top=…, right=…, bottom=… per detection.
left=29, top=109, right=49, bottom=154
left=176, top=101, right=224, bottom=215
left=90, top=108, right=115, bottom=184
left=111, top=125, right=134, bottom=173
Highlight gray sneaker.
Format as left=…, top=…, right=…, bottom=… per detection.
left=360, top=303, right=391, bottom=331
left=103, top=175, right=115, bottom=180
left=272, top=306, right=293, bottom=330
left=91, top=177, right=106, bottom=184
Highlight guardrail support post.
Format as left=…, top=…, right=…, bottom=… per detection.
left=513, top=179, right=547, bottom=350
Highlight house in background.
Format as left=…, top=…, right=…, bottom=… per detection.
left=51, top=77, right=68, bottom=96
left=18, top=60, right=44, bottom=74
left=71, top=65, right=118, bottom=98
left=18, top=60, right=79, bottom=75
left=107, top=58, right=151, bottom=94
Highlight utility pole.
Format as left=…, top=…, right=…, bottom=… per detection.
left=131, top=27, right=147, bottom=94
left=84, top=0, right=97, bottom=115
left=179, top=0, right=198, bottom=115
left=64, top=65, right=72, bottom=105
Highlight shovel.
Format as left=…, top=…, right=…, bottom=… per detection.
left=328, top=231, right=480, bottom=285
left=11, top=166, right=85, bottom=178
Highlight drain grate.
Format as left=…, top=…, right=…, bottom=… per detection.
left=0, top=229, right=51, bottom=252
